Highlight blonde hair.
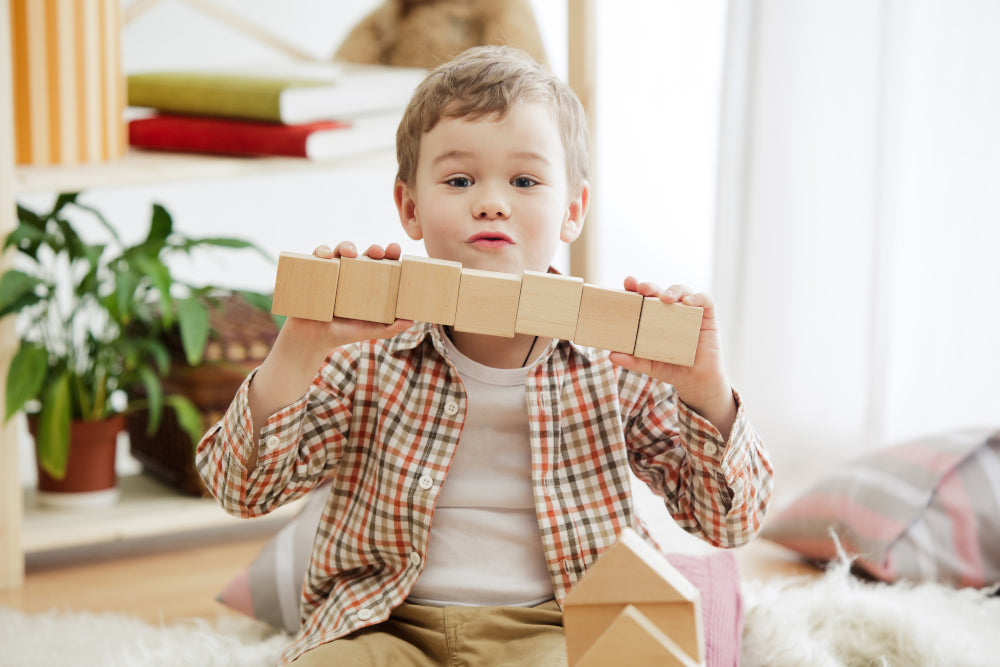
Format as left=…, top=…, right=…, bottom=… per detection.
left=395, top=45, right=589, bottom=188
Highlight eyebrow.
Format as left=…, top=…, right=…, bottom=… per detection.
left=431, top=150, right=551, bottom=166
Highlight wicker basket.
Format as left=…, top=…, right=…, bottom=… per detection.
left=127, top=294, right=278, bottom=495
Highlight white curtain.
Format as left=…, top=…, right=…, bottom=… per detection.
left=714, top=0, right=1000, bottom=497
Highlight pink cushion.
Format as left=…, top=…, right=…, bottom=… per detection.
left=665, top=551, right=742, bottom=667
left=762, top=428, right=1000, bottom=587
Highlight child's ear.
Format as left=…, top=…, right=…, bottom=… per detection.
left=560, top=181, right=590, bottom=243
left=395, top=180, right=423, bottom=240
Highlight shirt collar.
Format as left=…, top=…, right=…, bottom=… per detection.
left=384, top=320, right=605, bottom=365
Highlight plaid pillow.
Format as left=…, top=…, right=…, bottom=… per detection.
left=762, top=428, right=1000, bottom=587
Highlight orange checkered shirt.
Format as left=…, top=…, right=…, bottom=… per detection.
left=196, top=323, right=773, bottom=664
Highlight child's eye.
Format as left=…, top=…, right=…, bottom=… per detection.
left=512, top=176, right=538, bottom=188
left=446, top=176, right=473, bottom=188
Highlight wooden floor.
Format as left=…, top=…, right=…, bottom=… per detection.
left=0, top=529, right=817, bottom=625
left=0, top=533, right=274, bottom=623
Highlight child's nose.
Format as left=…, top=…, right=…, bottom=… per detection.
left=473, top=199, right=510, bottom=219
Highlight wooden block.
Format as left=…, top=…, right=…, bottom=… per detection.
left=573, top=285, right=643, bottom=354
left=632, top=299, right=704, bottom=367
left=574, top=605, right=699, bottom=667
left=333, top=256, right=402, bottom=324
left=395, top=255, right=462, bottom=325
left=271, top=251, right=340, bottom=322
left=514, top=270, right=584, bottom=340
left=564, top=529, right=704, bottom=666
left=565, top=602, right=703, bottom=667
left=453, top=268, right=521, bottom=337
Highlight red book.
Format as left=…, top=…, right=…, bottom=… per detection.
left=128, top=114, right=394, bottom=159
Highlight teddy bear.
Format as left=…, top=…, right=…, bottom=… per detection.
left=333, top=0, right=549, bottom=70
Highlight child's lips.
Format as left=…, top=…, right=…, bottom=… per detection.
left=467, top=232, right=514, bottom=249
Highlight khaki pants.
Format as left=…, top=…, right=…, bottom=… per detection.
left=291, top=600, right=566, bottom=666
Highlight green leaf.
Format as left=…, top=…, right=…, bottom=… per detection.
left=236, top=290, right=273, bottom=313
left=182, top=236, right=271, bottom=260
left=36, top=371, right=72, bottom=480
left=5, top=216, right=46, bottom=255
left=176, top=297, right=210, bottom=365
left=0, top=270, right=45, bottom=318
left=138, top=365, right=164, bottom=435
left=132, top=255, right=174, bottom=328
left=69, top=199, right=123, bottom=245
left=5, top=344, right=47, bottom=421
left=147, top=203, right=173, bottom=243
left=165, top=394, right=205, bottom=449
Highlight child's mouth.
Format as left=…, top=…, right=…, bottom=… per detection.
left=467, top=232, right=514, bottom=249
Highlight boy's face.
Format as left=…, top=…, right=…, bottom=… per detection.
left=395, top=101, right=588, bottom=275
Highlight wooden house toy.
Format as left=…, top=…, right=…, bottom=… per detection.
left=563, top=528, right=704, bottom=667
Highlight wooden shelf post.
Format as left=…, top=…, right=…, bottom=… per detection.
left=1, top=0, right=26, bottom=590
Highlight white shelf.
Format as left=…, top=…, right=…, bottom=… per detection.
left=14, top=145, right=396, bottom=194
left=23, top=473, right=305, bottom=554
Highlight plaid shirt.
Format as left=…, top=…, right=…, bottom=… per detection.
left=196, top=322, right=772, bottom=664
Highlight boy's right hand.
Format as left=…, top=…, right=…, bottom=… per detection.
left=282, top=241, right=413, bottom=351
left=247, top=241, right=412, bottom=446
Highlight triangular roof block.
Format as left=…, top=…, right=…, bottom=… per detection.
left=576, top=605, right=701, bottom=667
left=565, top=528, right=700, bottom=606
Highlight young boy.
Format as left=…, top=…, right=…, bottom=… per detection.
left=196, top=45, right=772, bottom=666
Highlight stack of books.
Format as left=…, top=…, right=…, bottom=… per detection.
left=126, top=64, right=427, bottom=160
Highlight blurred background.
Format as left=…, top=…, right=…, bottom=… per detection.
left=14, top=0, right=1000, bottom=505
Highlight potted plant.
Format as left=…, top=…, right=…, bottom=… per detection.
left=0, top=192, right=270, bottom=505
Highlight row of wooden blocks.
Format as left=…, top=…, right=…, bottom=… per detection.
left=271, top=252, right=704, bottom=366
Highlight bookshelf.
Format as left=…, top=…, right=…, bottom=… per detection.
left=0, top=0, right=596, bottom=590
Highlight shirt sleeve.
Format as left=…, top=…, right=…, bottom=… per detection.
left=194, top=349, right=356, bottom=518
left=619, top=371, right=774, bottom=548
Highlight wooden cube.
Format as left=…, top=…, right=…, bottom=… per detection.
left=271, top=251, right=340, bottom=322
left=333, top=256, right=402, bottom=324
left=515, top=270, right=584, bottom=340
left=575, top=605, right=698, bottom=667
left=453, top=268, right=521, bottom=337
left=573, top=285, right=644, bottom=354
left=395, top=255, right=462, bottom=325
left=632, top=299, right=704, bottom=367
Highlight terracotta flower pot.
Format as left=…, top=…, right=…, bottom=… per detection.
left=29, top=414, right=124, bottom=508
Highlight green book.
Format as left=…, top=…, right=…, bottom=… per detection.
left=127, top=66, right=426, bottom=124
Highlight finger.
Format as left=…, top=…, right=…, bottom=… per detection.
left=384, top=243, right=403, bottom=261
left=364, top=244, right=386, bottom=259
left=313, top=244, right=334, bottom=259
left=635, top=281, right=662, bottom=298
left=623, top=275, right=640, bottom=292
left=680, top=292, right=715, bottom=309
left=661, top=284, right=693, bottom=303
left=608, top=351, right=658, bottom=377
left=332, top=241, right=358, bottom=259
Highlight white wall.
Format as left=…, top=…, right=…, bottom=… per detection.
left=714, top=0, right=1000, bottom=498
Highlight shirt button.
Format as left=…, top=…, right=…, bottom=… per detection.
left=418, top=474, right=434, bottom=490
left=357, top=607, right=374, bottom=622
left=263, top=435, right=280, bottom=451
left=410, top=552, right=422, bottom=567
left=704, top=442, right=719, bottom=457
left=444, top=400, right=459, bottom=416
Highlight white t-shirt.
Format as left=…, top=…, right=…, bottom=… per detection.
left=406, top=332, right=555, bottom=607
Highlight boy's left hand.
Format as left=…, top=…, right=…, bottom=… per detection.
left=609, top=277, right=737, bottom=440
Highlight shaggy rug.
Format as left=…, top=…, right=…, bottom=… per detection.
left=3, top=562, right=1000, bottom=667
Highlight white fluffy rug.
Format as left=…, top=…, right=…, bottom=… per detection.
left=4, top=562, right=1000, bottom=667
left=741, top=559, right=1000, bottom=667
